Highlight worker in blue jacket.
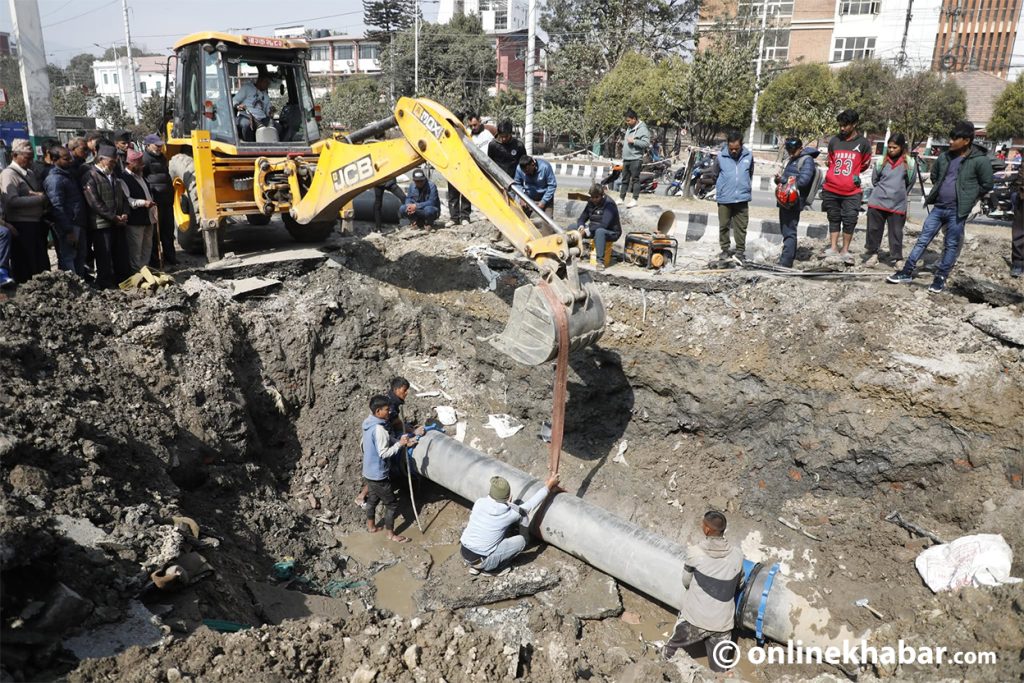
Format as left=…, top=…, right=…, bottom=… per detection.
left=513, top=156, right=557, bottom=218
left=401, top=168, right=441, bottom=228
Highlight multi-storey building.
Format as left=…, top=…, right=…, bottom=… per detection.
left=437, top=0, right=528, bottom=33
left=932, top=0, right=1024, bottom=77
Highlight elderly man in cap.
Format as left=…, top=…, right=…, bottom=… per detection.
left=83, top=145, right=129, bottom=288
left=121, top=148, right=157, bottom=273
left=400, top=168, right=441, bottom=228
left=459, top=472, right=560, bottom=576
left=0, top=138, right=49, bottom=282
left=141, top=133, right=176, bottom=266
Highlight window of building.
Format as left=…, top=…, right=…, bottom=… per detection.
left=140, top=81, right=147, bottom=94
left=762, top=30, right=790, bottom=61
left=310, top=45, right=329, bottom=61
left=112, top=73, right=118, bottom=84
left=833, top=36, right=876, bottom=62
left=333, top=44, right=353, bottom=60
left=840, top=0, right=880, bottom=15
left=738, top=0, right=794, bottom=19
left=359, top=44, right=379, bottom=60
left=103, top=73, right=109, bottom=85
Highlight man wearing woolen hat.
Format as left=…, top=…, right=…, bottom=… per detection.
left=459, top=472, right=560, bottom=576
left=121, top=148, right=157, bottom=273
left=0, top=138, right=49, bottom=282
left=141, top=134, right=177, bottom=266
left=82, top=145, right=129, bottom=288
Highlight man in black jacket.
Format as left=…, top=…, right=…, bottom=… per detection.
left=487, top=121, right=527, bottom=178
left=573, top=184, right=621, bottom=271
left=142, top=134, right=177, bottom=266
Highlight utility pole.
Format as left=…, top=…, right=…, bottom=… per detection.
left=8, top=0, right=56, bottom=151
left=747, top=0, right=769, bottom=147
left=896, top=0, right=915, bottom=74
left=121, top=0, right=140, bottom=123
left=414, top=0, right=420, bottom=95
left=524, top=0, right=536, bottom=154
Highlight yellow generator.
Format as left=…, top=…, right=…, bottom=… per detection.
left=163, top=32, right=335, bottom=258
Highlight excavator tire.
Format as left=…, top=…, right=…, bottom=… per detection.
left=168, top=153, right=225, bottom=256
left=245, top=214, right=272, bottom=226
left=282, top=213, right=336, bottom=243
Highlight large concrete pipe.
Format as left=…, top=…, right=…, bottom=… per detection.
left=411, top=432, right=848, bottom=647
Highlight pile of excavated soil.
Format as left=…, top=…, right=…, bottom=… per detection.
left=1, top=220, right=1022, bottom=682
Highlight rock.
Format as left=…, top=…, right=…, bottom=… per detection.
left=0, top=432, right=18, bottom=458
left=982, top=499, right=997, bottom=513
left=81, top=439, right=107, bottom=460
left=8, top=464, right=50, bottom=494
left=55, top=515, right=110, bottom=548
left=350, top=667, right=378, bottom=683
left=953, top=273, right=1024, bottom=307
left=166, top=667, right=183, bottom=683
left=968, top=308, right=1024, bottom=347
left=620, top=611, right=641, bottom=625
left=402, top=643, right=420, bottom=669
left=63, top=601, right=163, bottom=660
left=414, top=555, right=560, bottom=612
left=31, top=582, right=93, bottom=633
left=245, top=581, right=350, bottom=624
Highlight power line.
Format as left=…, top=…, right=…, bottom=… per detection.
left=42, top=0, right=119, bottom=28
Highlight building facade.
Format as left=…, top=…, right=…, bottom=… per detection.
left=931, top=0, right=1024, bottom=77
left=92, top=54, right=172, bottom=125
left=494, top=30, right=545, bottom=92
left=437, top=0, right=529, bottom=33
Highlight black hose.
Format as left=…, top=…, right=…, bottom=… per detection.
left=344, top=116, right=398, bottom=144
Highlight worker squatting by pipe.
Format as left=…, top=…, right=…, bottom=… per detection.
left=410, top=431, right=851, bottom=651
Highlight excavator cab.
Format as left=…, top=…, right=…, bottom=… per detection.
left=164, top=32, right=334, bottom=257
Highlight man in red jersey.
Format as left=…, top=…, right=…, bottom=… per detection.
left=821, top=109, right=873, bottom=264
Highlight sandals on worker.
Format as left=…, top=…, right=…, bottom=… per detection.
left=389, top=534, right=410, bottom=544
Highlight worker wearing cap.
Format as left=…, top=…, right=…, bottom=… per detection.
left=401, top=169, right=441, bottom=228
left=82, top=145, right=129, bottom=288
left=142, top=133, right=177, bottom=266
left=574, top=183, right=621, bottom=271
left=663, top=511, right=745, bottom=671
left=459, top=473, right=559, bottom=576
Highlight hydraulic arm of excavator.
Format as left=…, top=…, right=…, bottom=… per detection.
left=252, top=97, right=605, bottom=366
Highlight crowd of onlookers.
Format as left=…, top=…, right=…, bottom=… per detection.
left=0, top=130, right=177, bottom=289
left=679, top=109, right=1024, bottom=288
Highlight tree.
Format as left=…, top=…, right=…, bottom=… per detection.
left=758, top=63, right=838, bottom=141
left=67, top=53, right=96, bottom=90
left=682, top=33, right=758, bottom=145
left=318, top=77, right=391, bottom=130
left=0, top=56, right=27, bottom=121
left=885, top=71, right=966, bottom=148
left=380, top=14, right=496, bottom=114
left=52, top=87, right=91, bottom=117
left=135, top=89, right=171, bottom=135
left=835, top=59, right=896, bottom=135
left=542, top=0, right=698, bottom=73
left=363, top=0, right=413, bottom=46
left=101, top=44, right=160, bottom=60
left=585, top=53, right=660, bottom=136
left=986, top=74, right=1024, bottom=141
left=487, top=90, right=525, bottom=129
left=94, top=96, right=132, bottom=130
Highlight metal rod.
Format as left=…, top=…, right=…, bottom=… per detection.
left=344, top=115, right=398, bottom=144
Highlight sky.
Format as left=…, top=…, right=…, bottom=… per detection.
left=1, top=0, right=442, bottom=66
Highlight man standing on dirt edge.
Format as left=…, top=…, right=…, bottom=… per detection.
left=460, top=474, right=559, bottom=576
left=774, top=138, right=819, bottom=268
left=886, top=121, right=993, bottom=293
left=663, top=511, right=745, bottom=673
left=821, top=110, right=872, bottom=264
left=361, top=395, right=414, bottom=543
left=620, top=109, right=650, bottom=209
left=707, top=130, right=754, bottom=263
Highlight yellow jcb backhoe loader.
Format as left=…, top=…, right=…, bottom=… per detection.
left=163, top=32, right=603, bottom=365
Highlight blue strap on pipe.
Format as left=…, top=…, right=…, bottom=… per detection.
left=755, top=563, right=780, bottom=644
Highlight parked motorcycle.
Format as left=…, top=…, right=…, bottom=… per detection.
left=982, top=167, right=1019, bottom=223
left=689, top=155, right=716, bottom=200
left=601, top=163, right=662, bottom=194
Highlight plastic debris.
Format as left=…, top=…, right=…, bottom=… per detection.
left=915, top=534, right=1022, bottom=593
left=434, top=406, right=457, bottom=426
left=612, top=441, right=628, bottom=466
left=484, top=414, right=524, bottom=439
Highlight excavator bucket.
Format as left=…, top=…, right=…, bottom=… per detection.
left=489, top=282, right=606, bottom=366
